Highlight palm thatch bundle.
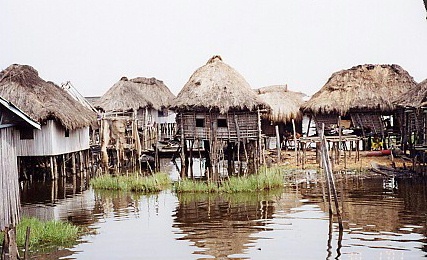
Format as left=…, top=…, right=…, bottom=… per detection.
left=255, top=85, right=305, bottom=123
left=395, top=79, right=427, bottom=108
left=95, top=76, right=175, bottom=112
left=0, top=64, right=97, bottom=130
left=302, top=64, right=416, bottom=115
left=171, top=55, right=268, bottom=113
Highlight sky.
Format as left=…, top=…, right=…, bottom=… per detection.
left=1, top=1, right=427, bottom=97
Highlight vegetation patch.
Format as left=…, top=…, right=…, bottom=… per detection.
left=90, top=172, right=171, bottom=192
left=174, top=166, right=287, bottom=193
left=0, top=217, right=81, bottom=250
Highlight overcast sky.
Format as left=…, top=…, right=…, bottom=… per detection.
left=1, top=1, right=427, bottom=97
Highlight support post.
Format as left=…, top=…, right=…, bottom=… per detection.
left=179, top=113, right=186, bottom=178
left=292, top=119, right=298, bottom=165
left=275, top=125, right=281, bottom=163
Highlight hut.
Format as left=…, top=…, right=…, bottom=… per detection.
left=394, top=79, right=427, bottom=156
left=95, top=76, right=175, bottom=170
left=0, top=64, right=97, bottom=180
left=301, top=64, right=416, bottom=149
left=171, top=55, right=268, bottom=179
left=0, top=96, right=40, bottom=259
left=255, top=85, right=305, bottom=150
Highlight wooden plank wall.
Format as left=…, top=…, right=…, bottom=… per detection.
left=14, top=120, right=90, bottom=156
left=180, top=111, right=258, bottom=141
left=0, top=127, right=21, bottom=231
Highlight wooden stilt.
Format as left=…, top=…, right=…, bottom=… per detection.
left=275, top=125, right=281, bottom=163
left=292, top=119, right=298, bottom=165
left=61, top=154, right=66, bottom=177
left=2, top=226, right=18, bottom=260
left=180, top=114, right=186, bottom=179
left=79, top=151, right=83, bottom=173
left=189, top=140, right=194, bottom=179
left=320, top=123, right=344, bottom=231
left=50, top=157, right=55, bottom=180
left=71, top=153, right=76, bottom=175
left=24, top=227, right=31, bottom=260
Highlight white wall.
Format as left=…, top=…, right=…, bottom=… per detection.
left=14, top=120, right=90, bottom=156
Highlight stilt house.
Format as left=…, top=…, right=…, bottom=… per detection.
left=0, top=64, right=97, bottom=180
left=171, top=55, right=268, bottom=179
left=301, top=64, right=416, bottom=148
left=95, top=76, right=175, bottom=169
left=394, top=79, right=427, bottom=154
left=255, top=85, right=305, bottom=149
left=1, top=96, right=40, bottom=258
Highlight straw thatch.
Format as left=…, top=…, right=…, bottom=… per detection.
left=171, top=55, right=268, bottom=113
left=395, top=78, right=427, bottom=108
left=301, top=64, right=416, bottom=115
left=255, top=85, right=305, bottom=123
left=95, top=76, right=175, bottom=112
left=0, top=64, right=97, bottom=130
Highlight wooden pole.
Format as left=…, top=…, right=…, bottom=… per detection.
left=321, top=123, right=344, bottom=230
left=180, top=113, right=186, bottom=178
left=292, top=119, right=298, bottom=165
left=50, top=156, right=55, bottom=180
left=234, top=114, right=241, bottom=176
left=338, top=115, right=342, bottom=165
left=24, top=226, right=31, bottom=260
left=320, top=124, right=333, bottom=215
left=2, top=226, right=18, bottom=260
left=275, top=125, right=281, bottom=163
left=71, top=153, right=76, bottom=175
left=257, top=109, right=263, bottom=168
left=306, top=116, right=312, bottom=137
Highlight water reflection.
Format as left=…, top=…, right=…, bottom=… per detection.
left=173, top=192, right=279, bottom=259
left=16, top=172, right=427, bottom=259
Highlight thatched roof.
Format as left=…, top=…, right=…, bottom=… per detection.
left=394, top=79, right=427, bottom=108
left=171, top=55, right=268, bottom=113
left=95, top=76, right=175, bottom=112
left=301, top=64, right=416, bottom=115
left=0, top=64, right=97, bottom=130
left=255, top=85, right=305, bottom=123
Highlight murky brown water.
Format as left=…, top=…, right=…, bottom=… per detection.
left=19, top=168, right=427, bottom=259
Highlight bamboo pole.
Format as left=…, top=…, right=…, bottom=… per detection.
left=338, top=116, right=342, bottom=165
left=292, top=119, right=298, bottom=165
left=24, top=226, right=31, bottom=260
left=275, top=125, right=281, bottom=163
left=234, top=114, right=241, bottom=175
left=180, top=113, right=186, bottom=178
left=321, top=123, right=344, bottom=231
left=257, top=109, right=263, bottom=168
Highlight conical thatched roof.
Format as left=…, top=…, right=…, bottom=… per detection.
left=95, top=76, right=174, bottom=112
left=0, top=64, right=97, bottom=130
left=301, top=64, right=416, bottom=115
left=171, top=55, right=268, bottom=113
left=395, top=79, right=427, bottom=108
left=255, top=85, right=305, bottom=123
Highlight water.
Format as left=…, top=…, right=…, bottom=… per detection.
left=19, top=168, right=427, bottom=259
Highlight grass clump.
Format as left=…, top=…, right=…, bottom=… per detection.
left=0, top=217, right=81, bottom=250
left=174, top=166, right=287, bottom=193
left=90, top=172, right=171, bottom=192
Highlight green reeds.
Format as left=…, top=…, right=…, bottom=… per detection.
left=174, top=166, right=287, bottom=193
left=0, top=217, right=81, bottom=250
left=90, top=172, right=171, bottom=192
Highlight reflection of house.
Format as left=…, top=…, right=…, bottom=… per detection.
left=255, top=85, right=305, bottom=149
left=171, top=56, right=268, bottom=179
left=95, top=77, right=176, bottom=169
left=301, top=64, right=416, bottom=149
left=0, top=64, right=97, bottom=179
left=0, top=95, right=40, bottom=255
left=173, top=193, right=274, bottom=259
